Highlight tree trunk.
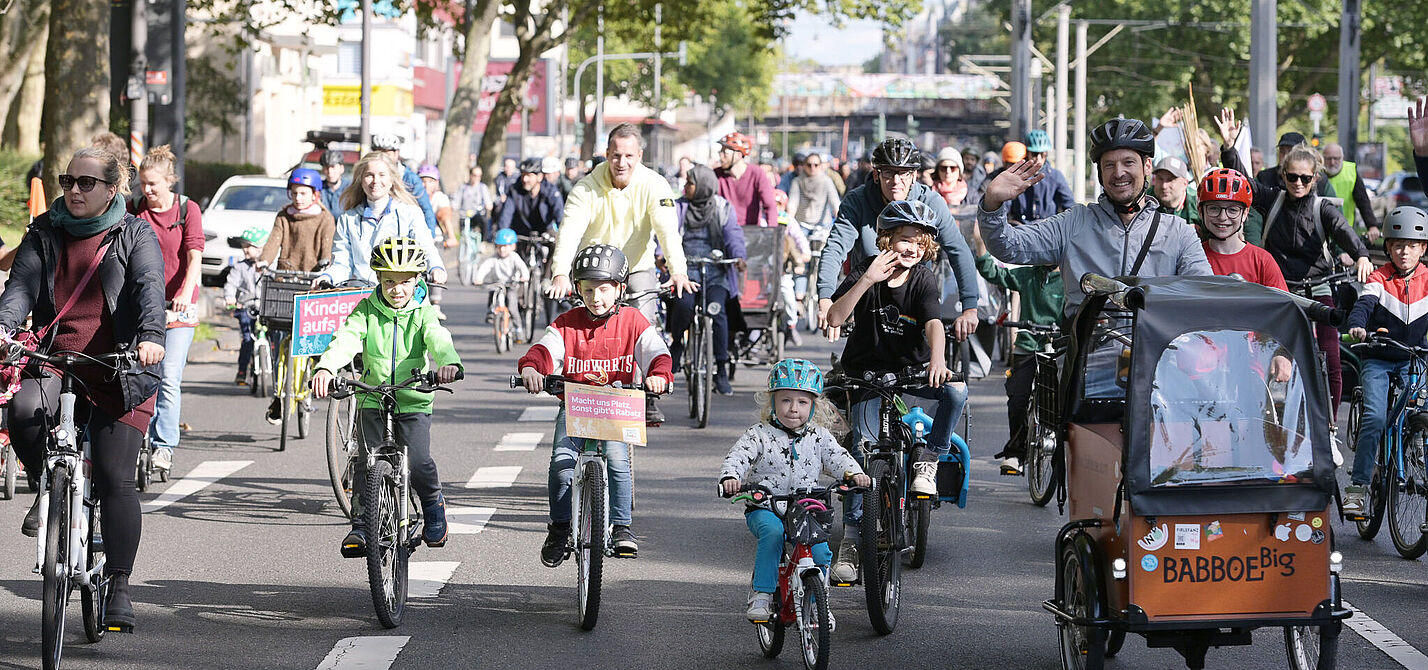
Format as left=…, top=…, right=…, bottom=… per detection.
left=0, top=0, right=48, bottom=145
left=42, top=0, right=110, bottom=198
left=16, top=20, right=49, bottom=156
left=437, top=0, right=502, bottom=189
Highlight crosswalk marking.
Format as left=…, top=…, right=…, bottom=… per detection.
left=465, top=465, right=522, bottom=488
left=314, top=635, right=409, bottom=670
left=517, top=405, right=559, bottom=422
left=1343, top=600, right=1428, bottom=670
left=141, top=460, right=252, bottom=513
left=409, top=561, right=461, bottom=598
left=447, top=506, right=496, bottom=534
left=494, top=432, right=544, bottom=451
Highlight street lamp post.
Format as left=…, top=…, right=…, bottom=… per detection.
left=569, top=44, right=686, bottom=158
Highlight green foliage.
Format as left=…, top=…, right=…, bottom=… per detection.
left=184, top=159, right=266, bottom=205
left=0, top=151, right=39, bottom=245
left=186, top=55, right=247, bottom=144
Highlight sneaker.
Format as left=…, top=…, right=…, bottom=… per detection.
left=104, top=573, right=135, bottom=632
left=235, top=370, right=248, bottom=386
left=265, top=398, right=282, bottom=424
left=152, top=448, right=173, bottom=473
left=910, top=460, right=938, bottom=497
left=612, top=525, right=638, bottom=556
left=714, top=362, right=733, bottom=396
left=541, top=522, right=571, bottom=567
left=21, top=493, right=41, bottom=537
left=999, top=456, right=1023, bottom=476
left=422, top=494, right=448, bottom=547
left=340, top=527, right=367, bottom=558
left=1342, top=484, right=1369, bottom=516
left=746, top=591, right=774, bottom=621
left=645, top=397, right=665, bottom=426
left=830, top=535, right=859, bottom=584
left=484, top=311, right=494, bottom=324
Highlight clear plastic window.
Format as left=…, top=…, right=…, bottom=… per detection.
left=1148, top=329, right=1315, bottom=486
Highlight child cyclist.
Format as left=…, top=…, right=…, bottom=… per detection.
left=474, top=228, right=530, bottom=338
left=223, top=226, right=269, bottom=385
left=518, top=244, right=673, bottom=563
left=311, top=237, right=464, bottom=554
left=1343, top=206, right=1428, bottom=515
left=719, top=359, right=870, bottom=621
left=823, top=199, right=968, bottom=584
left=260, top=168, right=336, bottom=272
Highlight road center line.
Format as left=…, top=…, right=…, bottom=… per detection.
left=1343, top=600, right=1428, bottom=670
left=314, top=635, right=410, bottom=670
left=141, top=460, right=252, bottom=513
left=465, top=465, right=522, bottom=488
left=517, top=406, right=558, bottom=422
left=494, top=432, right=544, bottom=451
left=409, top=561, right=461, bottom=598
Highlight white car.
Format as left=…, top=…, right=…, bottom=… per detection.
left=200, top=176, right=290, bottom=285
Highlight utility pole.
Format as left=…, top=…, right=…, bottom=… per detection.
left=1073, top=20, right=1087, bottom=202
left=558, top=6, right=568, bottom=157
left=360, top=0, right=373, bottom=149
left=1248, top=0, right=1277, bottom=163
left=128, top=0, right=147, bottom=170
left=653, top=3, right=662, bottom=112
left=1055, top=4, right=1069, bottom=170
left=595, top=4, right=605, bottom=149
left=171, top=0, right=186, bottom=184
left=1009, top=0, right=1032, bottom=139
left=1337, top=0, right=1362, bottom=158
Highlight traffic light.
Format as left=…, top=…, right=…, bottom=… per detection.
left=873, top=113, right=887, bottom=143
left=906, top=114, right=919, bottom=137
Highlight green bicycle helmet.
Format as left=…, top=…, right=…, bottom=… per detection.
left=769, top=358, right=824, bottom=395
left=227, top=226, right=269, bottom=249
left=370, top=236, right=428, bottom=273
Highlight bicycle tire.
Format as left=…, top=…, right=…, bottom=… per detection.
left=756, top=586, right=785, bottom=658
left=859, top=459, right=901, bottom=634
left=135, top=446, right=150, bottom=493
left=1285, top=623, right=1338, bottom=670
left=1346, top=388, right=1363, bottom=452
left=1389, top=419, right=1428, bottom=559
left=798, top=571, right=831, bottom=670
left=906, top=497, right=930, bottom=568
left=1027, top=397, right=1057, bottom=507
left=698, top=316, right=713, bottom=429
left=253, top=343, right=273, bottom=398
left=1058, top=539, right=1106, bottom=670
left=577, top=459, right=605, bottom=631
left=2, top=443, right=15, bottom=500
left=42, top=464, right=71, bottom=670
left=278, top=351, right=291, bottom=453
left=325, top=384, right=359, bottom=519
left=364, top=458, right=407, bottom=628
left=690, top=319, right=707, bottom=427
left=1356, top=463, right=1388, bottom=540
left=81, top=502, right=106, bottom=643
left=298, top=396, right=312, bottom=440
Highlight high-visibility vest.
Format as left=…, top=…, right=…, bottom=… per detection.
left=1328, top=161, right=1361, bottom=232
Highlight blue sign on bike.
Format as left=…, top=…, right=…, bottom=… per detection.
left=290, top=289, right=368, bottom=357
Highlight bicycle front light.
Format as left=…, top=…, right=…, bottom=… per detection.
left=1112, top=558, right=1127, bottom=580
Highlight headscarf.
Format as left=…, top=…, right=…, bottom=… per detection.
left=49, top=194, right=126, bottom=238
left=682, top=165, right=721, bottom=232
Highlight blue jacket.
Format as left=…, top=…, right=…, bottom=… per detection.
left=320, top=178, right=349, bottom=216
left=817, top=181, right=980, bottom=312
left=1008, top=165, right=1075, bottom=223
left=400, top=166, right=439, bottom=237
left=496, top=179, right=564, bottom=237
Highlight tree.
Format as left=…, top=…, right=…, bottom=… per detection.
left=436, top=0, right=502, bottom=188
left=41, top=0, right=111, bottom=198
left=185, top=55, right=248, bottom=150
left=0, top=0, right=49, bottom=150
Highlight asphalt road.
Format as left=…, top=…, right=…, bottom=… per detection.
left=1, top=282, right=1426, bottom=670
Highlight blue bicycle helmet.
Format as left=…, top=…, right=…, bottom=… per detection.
left=493, top=228, right=517, bottom=246
left=289, top=168, right=323, bottom=192
left=1025, top=129, right=1052, bottom=153
left=769, top=359, right=823, bottom=395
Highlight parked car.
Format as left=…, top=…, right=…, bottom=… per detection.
left=200, top=175, right=289, bottom=286
left=1371, top=171, right=1428, bottom=223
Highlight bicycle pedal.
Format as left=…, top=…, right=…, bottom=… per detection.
left=832, top=580, right=857, bottom=587
left=911, top=492, right=934, bottom=500
left=999, top=466, right=1023, bottom=476
left=105, top=622, right=135, bottom=634
left=611, top=548, right=638, bottom=559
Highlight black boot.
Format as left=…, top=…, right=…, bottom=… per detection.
left=21, top=494, right=41, bottom=537
left=714, top=361, right=733, bottom=395
left=105, top=573, right=135, bottom=632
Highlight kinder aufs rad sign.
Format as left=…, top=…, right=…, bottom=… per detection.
left=290, top=289, right=369, bottom=357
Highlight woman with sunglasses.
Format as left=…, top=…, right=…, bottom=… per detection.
left=931, top=147, right=968, bottom=206
left=1214, top=107, right=1371, bottom=417
left=0, top=147, right=167, bottom=631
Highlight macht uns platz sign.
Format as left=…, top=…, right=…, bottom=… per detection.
left=564, top=384, right=647, bottom=446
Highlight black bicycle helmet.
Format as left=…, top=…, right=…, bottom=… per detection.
left=320, top=150, right=345, bottom=167
left=876, top=200, right=939, bottom=235
left=519, top=157, right=543, bottom=174
left=1089, top=118, right=1155, bottom=163
left=1385, top=206, right=1428, bottom=242
left=871, top=138, right=921, bottom=169
left=570, top=244, right=629, bottom=283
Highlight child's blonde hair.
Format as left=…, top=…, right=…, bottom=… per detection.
left=875, top=225, right=940, bottom=263
left=753, top=390, right=849, bottom=439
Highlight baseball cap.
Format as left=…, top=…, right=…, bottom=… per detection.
left=565, top=156, right=580, bottom=169
left=1277, top=132, right=1307, bottom=148
left=1152, top=155, right=1192, bottom=182
left=541, top=156, right=560, bottom=174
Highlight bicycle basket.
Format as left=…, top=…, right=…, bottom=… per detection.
left=1034, top=350, right=1061, bottom=427
left=258, top=274, right=317, bottom=330
left=784, top=500, right=835, bottom=546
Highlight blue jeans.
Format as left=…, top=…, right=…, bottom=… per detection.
left=235, top=309, right=255, bottom=372
left=149, top=326, right=195, bottom=451
left=747, top=508, right=831, bottom=593
left=549, top=407, right=633, bottom=525
left=665, top=283, right=731, bottom=369
left=1352, top=358, right=1410, bottom=485
left=842, top=382, right=968, bottom=525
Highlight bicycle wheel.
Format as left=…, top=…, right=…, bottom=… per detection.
left=576, top=459, right=605, bottom=631
left=363, top=459, right=408, bottom=628
left=756, top=587, right=785, bottom=658
left=1027, top=398, right=1057, bottom=507
left=522, top=268, right=542, bottom=337
left=906, top=497, right=931, bottom=568
left=859, top=459, right=901, bottom=634
left=325, top=388, right=359, bottom=519
left=2, top=443, right=15, bottom=500
left=1058, top=540, right=1106, bottom=670
left=1389, top=420, right=1428, bottom=559
left=1356, top=462, right=1388, bottom=540
left=689, top=320, right=707, bottom=428
left=277, top=351, right=291, bottom=453
left=135, top=445, right=151, bottom=493
left=253, top=342, right=273, bottom=398
left=1285, top=624, right=1338, bottom=670
left=42, top=464, right=72, bottom=670
left=1346, top=388, right=1363, bottom=451
left=697, top=317, right=714, bottom=429
left=81, top=503, right=106, bottom=643
left=798, top=571, right=831, bottom=670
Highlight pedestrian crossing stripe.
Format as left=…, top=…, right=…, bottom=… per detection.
left=447, top=506, right=496, bottom=534
left=518, top=405, right=559, bottom=422
left=409, top=561, right=461, bottom=598
left=315, top=635, right=410, bottom=670
left=494, top=432, right=544, bottom=451
left=465, top=465, right=522, bottom=488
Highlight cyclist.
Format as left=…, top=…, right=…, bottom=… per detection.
left=668, top=164, right=746, bottom=395
left=1342, top=206, right=1428, bottom=515
left=319, top=152, right=446, bottom=288
left=260, top=168, right=335, bottom=272
left=451, top=165, right=495, bottom=242
left=0, top=146, right=167, bottom=632
left=715, top=131, right=778, bottom=227
left=418, top=164, right=457, bottom=249
left=718, top=358, right=870, bottom=621
left=319, top=149, right=349, bottom=215
left=518, top=244, right=673, bottom=563
left=1196, top=167, right=1286, bottom=291
left=369, top=134, right=440, bottom=239
left=1321, top=143, right=1380, bottom=241
left=474, top=228, right=531, bottom=340
left=497, top=157, right=564, bottom=240
left=816, top=137, right=981, bottom=343
left=311, top=237, right=464, bottom=554
left=788, top=151, right=841, bottom=238
left=224, top=226, right=268, bottom=385
left=824, top=200, right=969, bottom=583
left=558, top=156, right=582, bottom=200
left=931, top=147, right=968, bottom=206
left=1007, top=129, right=1075, bottom=223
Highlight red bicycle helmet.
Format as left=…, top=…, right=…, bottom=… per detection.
left=1197, top=168, right=1253, bottom=208
left=718, top=132, right=752, bottom=157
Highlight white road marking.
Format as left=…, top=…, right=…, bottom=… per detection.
left=447, top=506, right=496, bottom=534
left=494, top=432, right=544, bottom=451
left=465, top=465, right=522, bottom=488
left=1343, top=600, right=1428, bottom=669
left=314, top=635, right=409, bottom=670
left=517, top=405, right=559, bottom=422
left=408, top=561, right=461, bottom=598
left=141, top=460, right=252, bottom=513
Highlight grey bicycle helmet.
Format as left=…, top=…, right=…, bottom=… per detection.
left=519, top=157, right=543, bottom=174
left=1385, top=206, right=1428, bottom=242
left=370, top=134, right=403, bottom=152
left=320, top=150, right=345, bottom=167
left=871, top=138, right=921, bottom=170
left=1089, top=118, right=1155, bottom=163
left=876, top=200, right=939, bottom=235
left=570, top=244, right=629, bottom=283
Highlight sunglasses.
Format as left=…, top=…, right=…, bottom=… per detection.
left=58, top=174, right=113, bottom=193
left=804, top=162, right=821, bottom=167
left=1283, top=173, right=1315, bottom=185
left=937, top=165, right=960, bottom=171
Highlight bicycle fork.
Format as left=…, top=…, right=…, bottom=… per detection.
left=35, top=392, right=101, bottom=587
left=569, top=449, right=611, bottom=557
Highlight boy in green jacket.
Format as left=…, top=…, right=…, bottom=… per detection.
left=974, top=244, right=1063, bottom=475
left=312, top=237, right=463, bottom=556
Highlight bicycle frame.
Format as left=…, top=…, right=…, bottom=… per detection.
left=1377, top=357, right=1428, bottom=489
left=34, top=376, right=103, bottom=589
left=361, top=391, right=412, bottom=545
left=569, top=438, right=614, bottom=558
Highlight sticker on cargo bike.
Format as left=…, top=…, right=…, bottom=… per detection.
left=290, top=289, right=368, bottom=357
left=563, top=384, right=647, bottom=446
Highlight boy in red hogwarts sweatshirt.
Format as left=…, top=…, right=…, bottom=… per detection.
left=518, top=244, right=673, bottom=565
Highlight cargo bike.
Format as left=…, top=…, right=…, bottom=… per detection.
left=1044, top=274, right=1350, bottom=670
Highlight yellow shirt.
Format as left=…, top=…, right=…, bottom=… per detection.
left=552, top=162, right=686, bottom=277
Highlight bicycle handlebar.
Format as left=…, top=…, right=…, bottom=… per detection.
left=996, top=318, right=1059, bottom=334
left=720, top=481, right=868, bottom=503
left=824, top=366, right=958, bottom=393
left=1, top=339, right=145, bottom=374
left=330, top=367, right=463, bottom=400
left=507, top=374, right=668, bottom=397
left=1344, top=331, right=1428, bottom=357
left=1285, top=269, right=1356, bottom=290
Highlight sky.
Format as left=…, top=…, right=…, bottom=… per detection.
left=780, top=15, right=885, bottom=67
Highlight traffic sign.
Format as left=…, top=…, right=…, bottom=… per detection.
left=1307, top=93, right=1327, bottom=113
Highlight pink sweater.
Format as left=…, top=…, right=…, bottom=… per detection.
left=716, top=166, right=778, bottom=227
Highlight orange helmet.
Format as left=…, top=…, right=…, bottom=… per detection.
left=1197, top=168, right=1253, bottom=208
left=718, top=132, right=752, bottom=157
left=1001, top=141, right=1027, bottom=164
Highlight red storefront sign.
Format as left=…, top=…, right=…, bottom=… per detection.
left=453, top=59, right=548, bottom=134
